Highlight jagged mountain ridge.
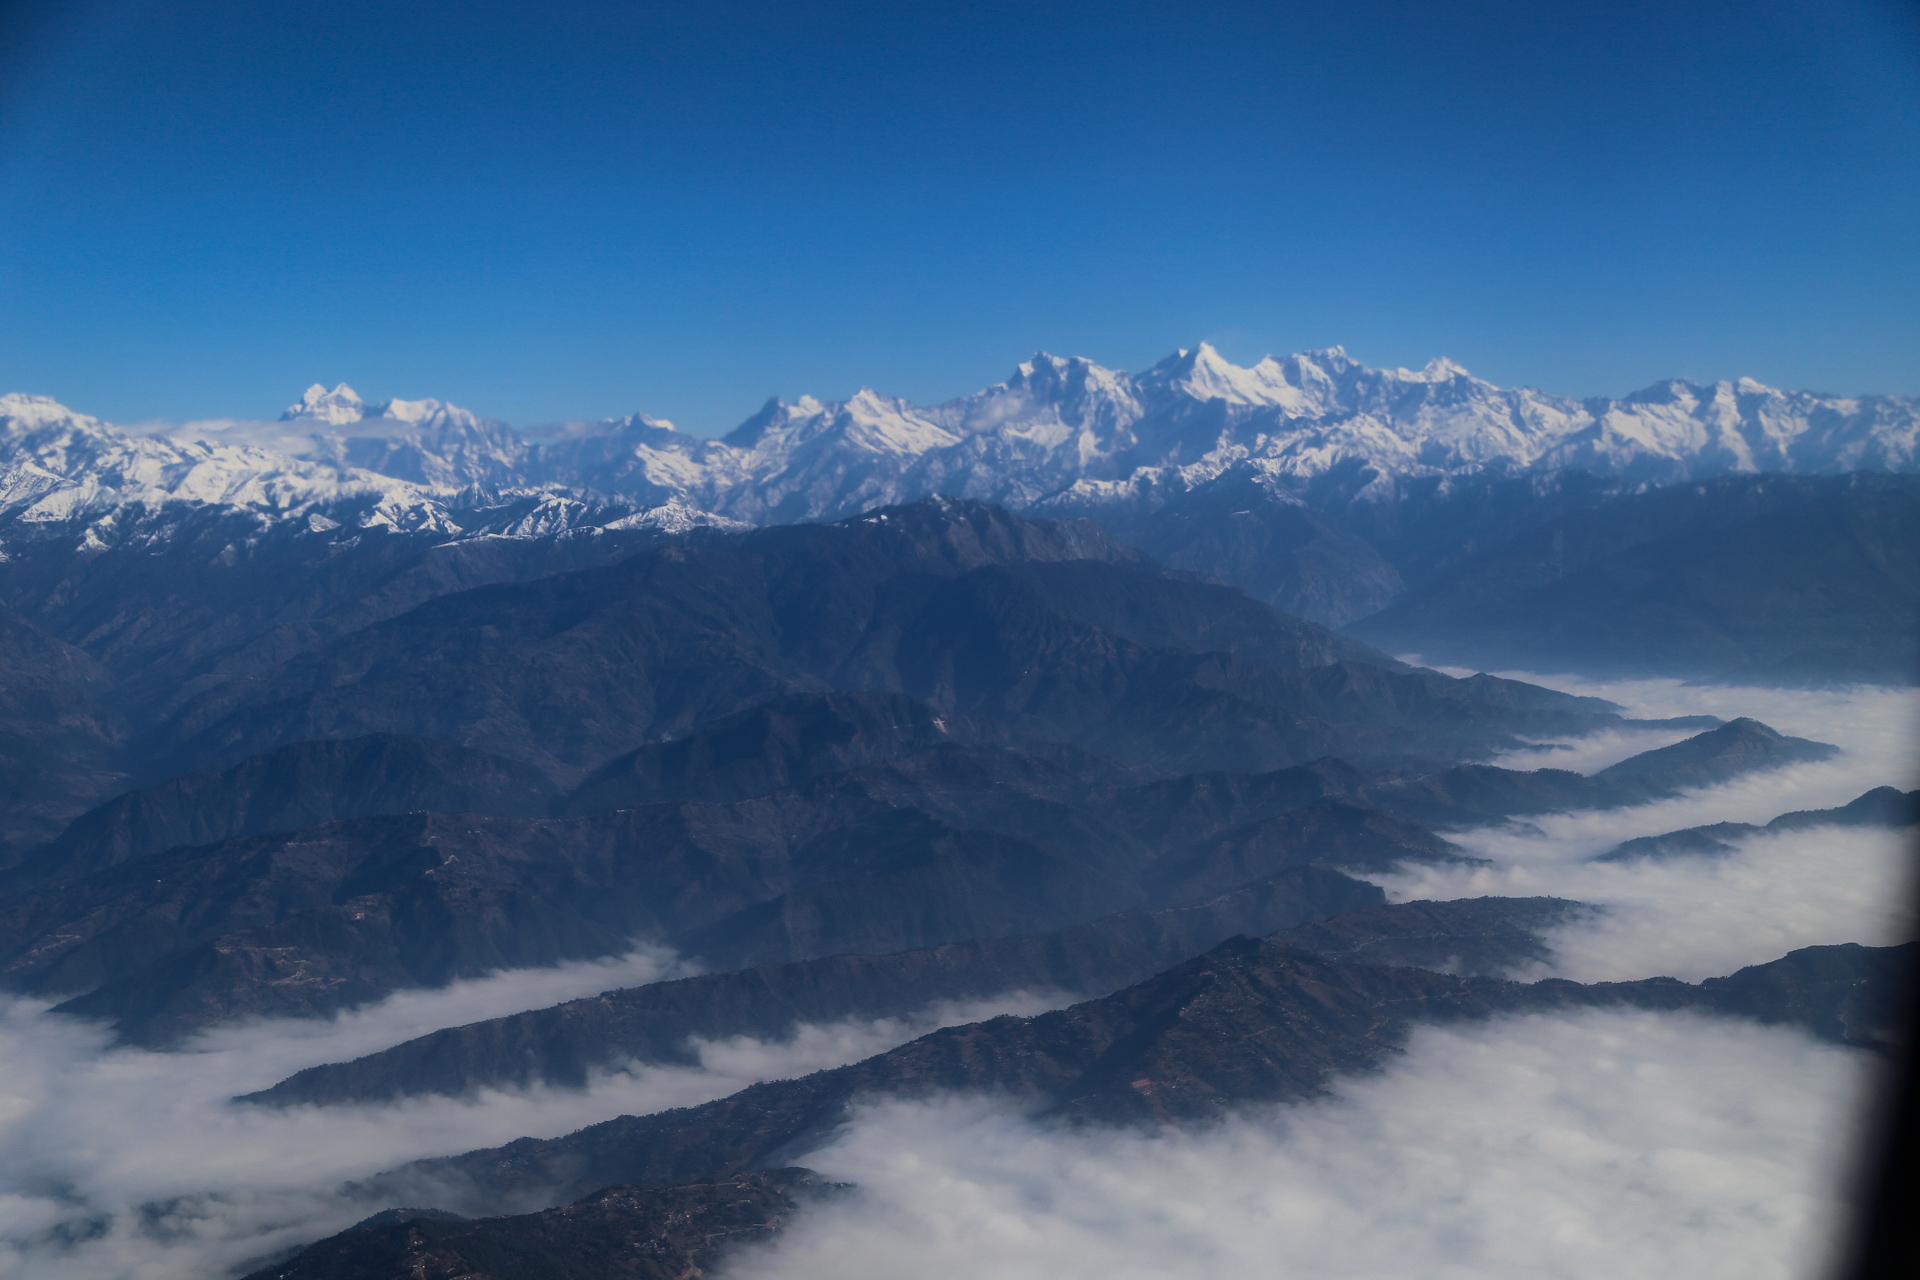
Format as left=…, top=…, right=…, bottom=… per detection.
left=0, top=705, right=1823, bottom=1046
left=8, top=346, right=1915, bottom=555
left=240, top=896, right=1581, bottom=1110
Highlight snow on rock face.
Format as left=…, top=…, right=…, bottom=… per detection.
left=1, top=394, right=449, bottom=533
left=0, top=393, right=735, bottom=557
left=673, top=346, right=1916, bottom=522
left=282, top=383, right=369, bottom=425
left=6, top=348, right=1918, bottom=553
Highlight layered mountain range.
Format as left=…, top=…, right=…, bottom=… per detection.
left=5, top=347, right=1917, bottom=684
left=9, top=500, right=1844, bottom=1046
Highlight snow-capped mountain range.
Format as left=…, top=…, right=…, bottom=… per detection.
left=4, top=345, right=1916, bottom=553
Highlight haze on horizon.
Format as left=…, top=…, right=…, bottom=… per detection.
left=2, top=0, right=1917, bottom=434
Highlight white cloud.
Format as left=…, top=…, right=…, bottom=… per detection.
left=1373, top=679, right=1919, bottom=982
left=0, top=948, right=1061, bottom=1280
left=140, top=417, right=327, bottom=457
left=725, top=1011, right=1870, bottom=1280
left=1456, top=669, right=1920, bottom=792
left=1490, top=723, right=1704, bottom=774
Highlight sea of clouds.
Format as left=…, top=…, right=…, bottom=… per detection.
left=725, top=676, right=1917, bottom=1280
left=1399, top=673, right=1920, bottom=982
left=0, top=953, right=1059, bottom=1279
left=0, top=674, right=1911, bottom=1279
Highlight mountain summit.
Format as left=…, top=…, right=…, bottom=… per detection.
left=9, top=347, right=1916, bottom=542
left=282, top=383, right=369, bottom=424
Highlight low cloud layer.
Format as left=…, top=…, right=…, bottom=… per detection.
left=728, top=1011, right=1869, bottom=1280
left=1471, top=671, right=1920, bottom=793
left=1390, top=677, right=1920, bottom=982
left=0, top=953, right=1059, bottom=1280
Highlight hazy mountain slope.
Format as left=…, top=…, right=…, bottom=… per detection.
left=0, top=709, right=1808, bottom=1044
left=1065, top=471, right=1409, bottom=626
left=563, top=690, right=1001, bottom=811
left=1140, top=798, right=1467, bottom=901
left=8, top=801, right=1135, bottom=1044
left=17, top=735, right=558, bottom=882
left=1106, top=716, right=1825, bottom=836
left=158, top=501, right=1608, bottom=781
left=1347, top=473, right=1920, bottom=682
left=0, top=603, right=127, bottom=856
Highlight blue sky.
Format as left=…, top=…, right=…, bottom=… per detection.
left=2, top=0, right=1916, bottom=434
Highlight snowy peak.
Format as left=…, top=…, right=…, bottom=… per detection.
left=987, top=353, right=1141, bottom=428
left=282, top=383, right=368, bottom=424
left=7, top=345, right=1918, bottom=552
left=0, top=393, right=104, bottom=435
left=1416, top=356, right=1472, bottom=381
left=280, top=383, right=493, bottom=435
left=1136, top=344, right=1314, bottom=412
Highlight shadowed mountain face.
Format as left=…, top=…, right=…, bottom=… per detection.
left=1346, top=472, right=1920, bottom=684
left=5, top=501, right=1764, bottom=1048
left=12, top=735, right=558, bottom=883
left=564, top=689, right=995, bottom=812
left=2, top=705, right=1811, bottom=1046
left=360, top=937, right=1914, bottom=1216
left=153, top=501, right=1614, bottom=783
left=0, top=603, right=128, bottom=855
left=0, top=793, right=1390, bottom=1047
left=0, top=710, right=1821, bottom=1045
left=0, top=507, right=683, bottom=719
left=1141, top=799, right=1469, bottom=901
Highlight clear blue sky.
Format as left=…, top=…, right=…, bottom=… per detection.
left=2, top=0, right=1916, bottom=434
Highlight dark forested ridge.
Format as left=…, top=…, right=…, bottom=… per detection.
left=352, top=937, right=1913, bottom=1217
left=242, top=895, right=1577, bottom=1109
left=0, top=706, right=1822, bottom=1045
left=239, top=1170, right=826, bottom=1280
